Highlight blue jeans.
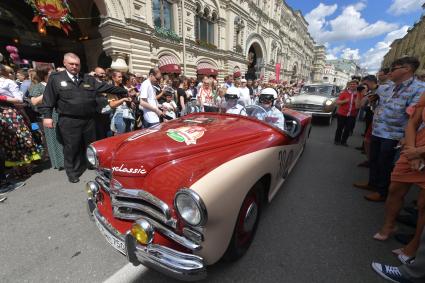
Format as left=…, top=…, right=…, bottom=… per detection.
left=113, top=112, right=133, bottom=134
left=368, top=135, right=399, bottom=197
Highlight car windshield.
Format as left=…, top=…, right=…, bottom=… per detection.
left=300, top=86, right=333, bottom=96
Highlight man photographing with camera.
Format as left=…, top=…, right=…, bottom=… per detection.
left=354, top=57, right=425, bottom=202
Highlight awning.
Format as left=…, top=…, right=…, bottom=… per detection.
left=158, top=55, right=181, bottom=74
left=197, top=62, right=218, bottom=76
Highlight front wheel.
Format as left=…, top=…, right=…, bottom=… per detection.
left=223, top=185, right=262, bottom=261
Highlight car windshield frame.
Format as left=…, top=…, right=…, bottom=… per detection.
left=300, top=85, right=333, bottom=96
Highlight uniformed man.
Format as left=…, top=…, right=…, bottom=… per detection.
left=224, top=86, right=247, bottom=116
left=254, top=88, right=285, bottom=131
left=39, top=53, right=127, bottom=183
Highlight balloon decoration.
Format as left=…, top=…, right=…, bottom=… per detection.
left=25, top=0, right=74, bottom=35
left=21, top=59, right=30, bottom=65
left=5, top=45, right=22, bottom=64
left=10, top=53, right=20, bottom=62
left=5, top=46, right=18, bottom=54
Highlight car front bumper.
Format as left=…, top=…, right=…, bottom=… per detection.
left=301, top=111, right=333, bottom=117
left=87, top=198, right=207, bottom=281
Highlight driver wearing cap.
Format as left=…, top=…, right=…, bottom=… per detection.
left=225, top=87, right=247, bottom=116
left=255, top=88, right=285, bottom=130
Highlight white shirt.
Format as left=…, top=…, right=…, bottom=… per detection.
left=238, top=87, right=251, bottom=106
left=140, top=79, right=160, bottom=123
left=162, top=100, right=177, bottom=119
left=0, top=77, right=22, bottom=101
left=226, top=103, right=247, bottom=116
left=66, top=70, right=78, bottom=82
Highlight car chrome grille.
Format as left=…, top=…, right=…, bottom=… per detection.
left=95, top=169, right=177, bottom=229
left=96, top=168, right=111, bottom=191
left=94, top=169, right=201, bottom=250
left=111, top=190, right=177, bottom=229
left=289, top=104, right=324, bottom=112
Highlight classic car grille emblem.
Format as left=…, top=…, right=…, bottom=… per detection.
left=112, top=164, right=147, bottom=175
left=166, top=126, right=206, bottom=145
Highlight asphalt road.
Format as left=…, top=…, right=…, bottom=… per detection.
left=0, top=118, right=419, bottom=283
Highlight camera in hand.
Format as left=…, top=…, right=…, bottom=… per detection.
left=357, top=85, right=366, bottom=92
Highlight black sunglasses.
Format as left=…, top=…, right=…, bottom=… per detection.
left=390, top=66, right=407, bottom=72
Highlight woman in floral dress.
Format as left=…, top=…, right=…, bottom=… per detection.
left=0, top=64, right=41, bottom=178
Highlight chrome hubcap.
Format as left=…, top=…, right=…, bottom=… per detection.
left=243, top=202, right=258, bottom=233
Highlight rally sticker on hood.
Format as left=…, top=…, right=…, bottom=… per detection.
left=166, top=126, right=206, bottom=145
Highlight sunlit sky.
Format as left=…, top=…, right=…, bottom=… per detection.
left=285, top=0, right=424, bottom=72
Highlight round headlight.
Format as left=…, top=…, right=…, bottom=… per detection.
left=174, top=190, right=207, bottom=227
left=86, top=145, right=98, bottom=167
left=325, top=100, right=333, bottom=106
left=285, top=98, right=292, bottom=104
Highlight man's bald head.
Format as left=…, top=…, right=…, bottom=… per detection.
left=63, top=53, right=81, bottom=75
left=94, top=67, right=106, bottom=81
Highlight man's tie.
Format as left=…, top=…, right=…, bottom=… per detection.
left=73, top=75, right=79, bottom=84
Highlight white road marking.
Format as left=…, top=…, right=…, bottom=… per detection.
left=104, top=263, right=149, bottom=283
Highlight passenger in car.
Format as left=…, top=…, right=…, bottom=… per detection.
left=224, top=86, right=247, bottom=116
left=255, top=88, right=285, bottom=131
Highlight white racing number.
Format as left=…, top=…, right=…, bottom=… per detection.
left=277, top=149, right=294, bottom=179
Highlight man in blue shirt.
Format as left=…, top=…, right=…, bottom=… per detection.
left=354, top=57, right=425, bottom=202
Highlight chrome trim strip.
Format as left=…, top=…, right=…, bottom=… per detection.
left=148, top=217, right=201, bottom=250
left=95, top=176, right=110, bottom=192
left=112, top=188, right=171, bottom=220
left=111, top=198, right=177, bottom=229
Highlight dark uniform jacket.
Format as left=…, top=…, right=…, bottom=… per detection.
left=39, top=71, right=127, bottom=118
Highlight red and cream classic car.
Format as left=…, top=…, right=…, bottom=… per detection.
left=86, top=106, right=311, bottom=281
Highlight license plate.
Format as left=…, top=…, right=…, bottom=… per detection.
left=94, top=215, right=126, bottom=255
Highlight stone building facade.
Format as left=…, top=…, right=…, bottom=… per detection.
left=382, top=12, right=425, bottom=71
left=0, top=0, right=324, bottom=82
left=89, top=0, right=322, bottom=82
left=312, top=45, right=326, bottom=83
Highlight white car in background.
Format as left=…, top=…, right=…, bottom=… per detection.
left=285, top=84, right=341, bottom=125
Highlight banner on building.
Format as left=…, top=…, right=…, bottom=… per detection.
left=275, top=63, right=281, bottom=83
left=25, top=0, right=74, bottom=35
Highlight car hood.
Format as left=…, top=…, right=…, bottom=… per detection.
left=291, top=94, right=331, bottom=105
left=96, top=114, right=275, bottom=177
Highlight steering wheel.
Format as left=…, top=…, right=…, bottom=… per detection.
left=245, top=105, right=267, bottom=120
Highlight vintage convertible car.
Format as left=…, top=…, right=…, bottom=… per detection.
left=285, top=83, right=341, bottom=125
left=86, top=106, right=311, bottom=281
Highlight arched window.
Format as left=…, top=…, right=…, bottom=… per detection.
left=153, top=0, right=173, bottom=30
left=195, top=5, right=215, bottom=44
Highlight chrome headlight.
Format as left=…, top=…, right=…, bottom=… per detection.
left=325, top=100, right=333, bottom=106
left=174, top=189, right=207, bottom=227
left=86, top=145, right=98, bottom=167
left=285, top=98, right=292, bottom=104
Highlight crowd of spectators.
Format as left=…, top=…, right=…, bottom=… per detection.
left=0, top=55, right=301, bottom=197
left=331, top=56, right=425, bottom=282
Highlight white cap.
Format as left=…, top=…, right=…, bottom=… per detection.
left=241, top=78, right=247, bottom=83
left=226, top=86, right=240, bottom=97
left=261, top=88, right=278, bottom=99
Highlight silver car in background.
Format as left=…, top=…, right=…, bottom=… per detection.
left=285, top=84, right=341, bottom=125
